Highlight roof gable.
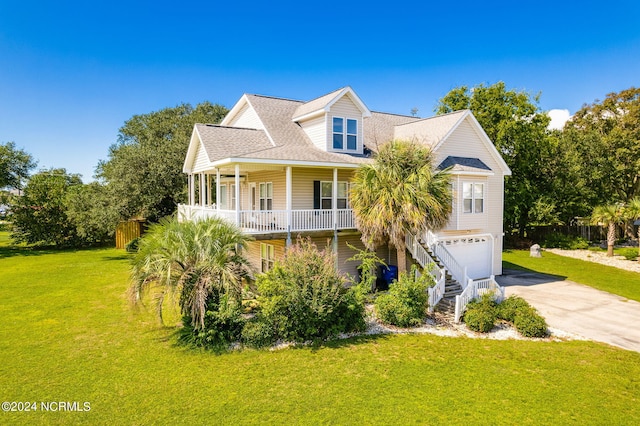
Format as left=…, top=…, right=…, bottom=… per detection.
left=292, top=86, right=371, bottom=122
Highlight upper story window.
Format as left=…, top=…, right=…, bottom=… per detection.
left=463, top=182, right=484, bottom=213
left=332, top=117, right=358, bottom=151
left=320, top=181, right=349, bottom=209
left=259, top=182, right=273, bottom=210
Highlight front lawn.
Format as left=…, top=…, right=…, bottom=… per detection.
left=1, top=233, right=640, bottom=424
left=503, top=249, right=640, bottom=302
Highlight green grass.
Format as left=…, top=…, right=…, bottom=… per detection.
left=503, top=249, right=640, bottom=302
left=1, top=232, right=640, bottom=424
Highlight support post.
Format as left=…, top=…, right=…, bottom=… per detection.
left=332, top=168, right=338, bottom=230
left=235, top=164, right=240, bottom=225
left=216, top=168, right=221, bottom=212
left=286, top=166, right=292, bottom=246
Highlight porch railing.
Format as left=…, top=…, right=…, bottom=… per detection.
left=177, top=204, right=356, bottom=233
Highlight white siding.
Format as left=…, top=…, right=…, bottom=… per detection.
left=327, top=96, right=363, bottom=154
left=299, top=115, right=326, bottom=151
left=434, top=117, right=506, bottom=276
left=227, top=102, right=264, bottom=130
left=192, top=141, right=210, bottom=173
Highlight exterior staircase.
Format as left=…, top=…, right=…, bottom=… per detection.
left=424, top=247, right=462, bottom=316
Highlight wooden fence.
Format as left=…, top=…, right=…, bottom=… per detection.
left=115, top=220, right=145, bottom=249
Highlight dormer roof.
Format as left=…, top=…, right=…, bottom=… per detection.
left=292, top=86, right=372, bottom=122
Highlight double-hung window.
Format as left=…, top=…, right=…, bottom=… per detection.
left=332, top=117, right=358, bottom=151
left=259, top=182, right=273, bottom=210
left=260, top=243, right=275, bottom=272
left=462, top=182, right=484, bottom=213
left=320, top=181, right=349, bottom=209
left=219, top=185, right=227, bottom=209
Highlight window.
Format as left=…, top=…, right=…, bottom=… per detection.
left=332, top=117, right=358, bottom=151
left=230, top=184, right=236, bottom=209
left=463, top=182, right=484, bottom=213
left=320, top=181, right=349, bottom=209
left=259, top=182, right=273, bottom=210
left=261, top=243, right=275, bottom=272
left=219, top=185, right=227, bottom=209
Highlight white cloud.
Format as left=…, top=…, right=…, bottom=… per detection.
left=547, top=109, right=572, bottom=130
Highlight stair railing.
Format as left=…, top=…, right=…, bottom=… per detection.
left=454, top=275, right=504, bottom=322
left=405, top=233, right=446, bottom=310
left=432, top=242, right=468, bottom=289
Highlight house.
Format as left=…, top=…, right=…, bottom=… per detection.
left=179, top=87, right=511, bottom=318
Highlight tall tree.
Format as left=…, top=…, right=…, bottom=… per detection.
left=64, top=182, right=118, bottom=244
left=97, top=102, right=228, bottom=222
left=435, top=82, right=554, bottom=236
left=562, top=87, right=640, bottom=205
left=625, top=197, right=640, bottom=261
left=350, top=140, right=452, bottom=273
left=10, top=168, right=83, bottom=246
left=0, top=141, right=37, bottom=190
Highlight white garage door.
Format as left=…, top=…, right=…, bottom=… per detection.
left=441, top=236, right=492, bottom=280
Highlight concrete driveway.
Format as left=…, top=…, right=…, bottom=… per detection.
left=496, top=269, right=640, bottom=353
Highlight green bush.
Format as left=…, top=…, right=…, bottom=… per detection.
left=125, top=237, right=141, bottom=253
left=617, top=247, right=638, bottom=261
left=179, top=290, right=245, bottom=348
left=496, top=296, right=530, bottom=323
left=374, top=266, right=431, bottom=327
left=250, top=237, right=366, bottom=344
left=241, top=318, right=276, bottom=348
left=463, top=293, right=497, bottom=333
left=541, top=232, right=589, bottom=250
left=514, top=307, right=548, bottom=338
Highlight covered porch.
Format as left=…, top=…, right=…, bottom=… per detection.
left=179, top=160, right=358, bottom=236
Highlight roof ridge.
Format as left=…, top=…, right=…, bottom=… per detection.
left=198, top=123, right=263, bottom=131
left=394, top=109, right=468, bottom=127
left=370, top=110, right=420, bottom=119
left=298, top=87, right=346, bottom=105
left=246, top=93, right=304, bottom=103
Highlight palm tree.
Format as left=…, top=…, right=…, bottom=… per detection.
left=129, top=216, right=252, bottom=330
left=350, top=140, right=452, bottom=273
left=625, top=197, right=640, bottom=261
left=591, top=203, right=625, bottom=257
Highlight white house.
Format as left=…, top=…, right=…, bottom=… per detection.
left=179, top=87, right=511, bottom=318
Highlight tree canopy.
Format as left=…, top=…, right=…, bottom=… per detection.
left=0, top=141, right=37, bottom=190
left=97, top=102, right=228, bottom=223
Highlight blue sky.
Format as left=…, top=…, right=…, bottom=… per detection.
left=1, top=0, right=639, bottom=181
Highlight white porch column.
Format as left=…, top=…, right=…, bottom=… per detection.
left=286, top=166, right=292, bottom=246
left=235, top=164, right=240, bottom=224
left=216, top=168, right=221, bottom=212
left=188, top=174, right=194, bottom=205
left=332, top=168, right=338, bottom=230
left=199, top=173, right=205, bottom=206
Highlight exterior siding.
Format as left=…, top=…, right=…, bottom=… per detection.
left=299, top=115, right=326, bottom=151
left=245, top=239, right=286, bottom=274
left=434, top=117, right=506, bottom=275
left=327, top=96, right=364, bottom=154
left=228, top=101, right=264, bottom=130
left=192, top=141, right=209, bottom=173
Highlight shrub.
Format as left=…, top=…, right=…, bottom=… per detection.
left=241, top=318, right=276, bottom=348
left=251, top=237, right=366, bottom=343
left=617, top=247, right=638, bottom=261
left=463, top=293, right=498, bottom=333
left=496, top=296, right=530, bottom=323
left=541, top=232, right=589, bottom=250
left=125, top=237, right=140, bottom=253
left=514, top=307, right=548, bottom=338
left=374, top=266, right=431, bottom=327
left=179, top=290, right=245, bottom=348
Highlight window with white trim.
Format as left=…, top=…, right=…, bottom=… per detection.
left=261, top=243, right=275, bottom=272
left=462, top=182, right=484, bottom=213
left=332, top=117, right=358, bottom=151
left=320, top=181, right=349, bottom=209
left=259, top=182, right=273, bottom=210
left=230, top=184, right=237, bottom=209
left=219, top=184, right=227, bottom=209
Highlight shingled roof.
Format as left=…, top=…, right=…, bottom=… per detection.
left=437, top=156, right=493, bottom=174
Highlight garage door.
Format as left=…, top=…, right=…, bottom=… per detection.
left=440, top=236, right=492, bottom=280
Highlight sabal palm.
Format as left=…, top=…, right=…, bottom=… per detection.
left=350, top=140, right=452, bottom=273
left=130, top=216, right=251, bottom=330
left=625, top=197, right=640, bottom=261
left=591, top=203, right=625, bottom=257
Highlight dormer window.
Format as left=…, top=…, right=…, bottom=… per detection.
left=333, top=117, right=358, bottom=151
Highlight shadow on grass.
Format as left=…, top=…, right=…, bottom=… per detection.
left=0, top=245, right=59, bottom=259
